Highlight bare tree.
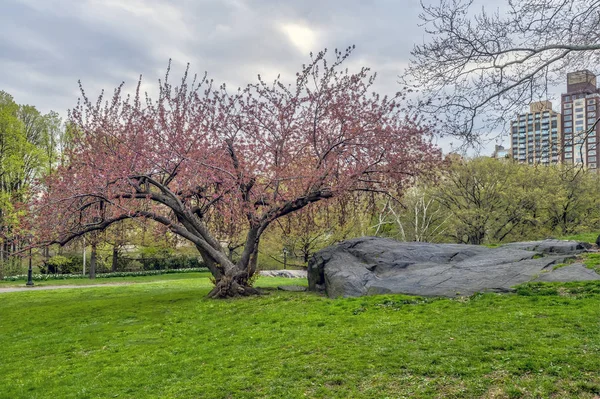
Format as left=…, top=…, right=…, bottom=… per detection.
left=404, top=0, right=600, bottom=142
left=371, top=185, right=450, bottom=242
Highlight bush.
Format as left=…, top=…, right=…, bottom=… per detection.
left=135, top=254, right=203, bottom=271
left=40, top=253, right=109, bottom=274
left=38, top=251, right=200, bottom=274
left=40, top=255, right=80, bottom=274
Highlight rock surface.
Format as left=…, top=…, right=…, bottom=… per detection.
left=307, top=237, right=600, bottom=298
left=259, top=270, right=307, bottom=278
left=535, top=263, right=600, bottom=282
left=501, top=239, right=591, bottom=254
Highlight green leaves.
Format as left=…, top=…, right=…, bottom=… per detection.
left=0, top=91, right=62, bottom=244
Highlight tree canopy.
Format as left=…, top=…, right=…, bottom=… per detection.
left=0, top=91, right=62, bottom=274
left=35, top=48, right=439, bottom=297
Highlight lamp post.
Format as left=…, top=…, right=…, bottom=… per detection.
left=283, top=248, right=288, bottom=270
left=26, top=247, right=34, bottom=287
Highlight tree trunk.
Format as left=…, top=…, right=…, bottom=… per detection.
left=90, top=242, right=97, bottom=279
left=111, top=246, right=119, bottom=272
left=248, top=247, right=259, bottom=277
left=207, top=268, right=262, bottom=298
left=204, top=230, right=263, bottom=299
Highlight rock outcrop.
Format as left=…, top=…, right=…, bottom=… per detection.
left=259, top=270, right=307, bottom=278
left=307, top=237, right=599, bottom=298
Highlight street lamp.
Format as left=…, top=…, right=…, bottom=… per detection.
left=283, top=247, right=289, bottom=270
left=26, top=247, right=34, bottom=287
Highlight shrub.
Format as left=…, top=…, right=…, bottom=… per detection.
left=136, top=254, right=203, bottom=271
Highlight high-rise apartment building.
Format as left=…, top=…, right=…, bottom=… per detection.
left=491, top=144, right=509, bottom=159
left=510, top=101, right=561, bottom=165
left=561, top=70, right=600, bottom=169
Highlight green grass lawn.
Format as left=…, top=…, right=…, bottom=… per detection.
left=1, top=276, right=599, bottom=399
left=559, top=232, right=600, bottom=244
left=0, top=272, right=214, bottom=288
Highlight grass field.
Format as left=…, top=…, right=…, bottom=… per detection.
left=559, top=232, right=600, bottom=244
left=1, top=274, right=599, bottom=398
left=0, top=271, right=212, bottom=288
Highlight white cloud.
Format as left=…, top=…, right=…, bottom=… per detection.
left=279, top=22, right=319, bottom=55
left=2, top=0, right=480, bottom=152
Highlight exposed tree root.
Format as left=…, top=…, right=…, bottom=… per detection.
left=207, top=272, right=262, bottom=298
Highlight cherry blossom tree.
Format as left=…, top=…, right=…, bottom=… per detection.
left=36, top=47, right=439, bottom=297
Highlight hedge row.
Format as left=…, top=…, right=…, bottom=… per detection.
left=2, top=267, right=208, bottom=282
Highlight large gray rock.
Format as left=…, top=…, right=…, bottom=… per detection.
left=502, top=239, right=591, bottom=254
left=535, top=263, right=600, bottom=282
left=308, top=237, right=600, bottom=298
left=260, top=270, right=307, bottom=278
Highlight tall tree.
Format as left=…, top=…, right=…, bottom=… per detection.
left=34, top=48, right=439, bottom=297
left=372, top=182, right=450, bottom=242
left=435, top=157, right=544, bottom=244
left=544, top=166, right=600, bottom=235
left=0, top=92, right=61, bottom=273
left=404, top=0, right=600, bottom=140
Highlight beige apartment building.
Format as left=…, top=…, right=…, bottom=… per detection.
left=560, top=70, right=600, bottom=169
left=510, top=101, right=561, bottom=165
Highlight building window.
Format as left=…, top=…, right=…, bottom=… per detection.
left=589, top=150, right=597, bottom=156
left=565, top=128, right=573, bottom=133
left=565, top=121, right=573, bottom=127
left=576, top=120, right=584, bottom=125
left=565, top=152, right=573, bottom=158
left=589, top=156, right=597, bottom=162
left=564, top=115, right=572, bottom=121
left=564, top=103, right=572, bottom=109
left=589, top=105, right=597, bottom=111
left=590, top=163, right=597, bottom=168
left=575, top=107, right=584, bottom=113
left=590, top=137, right=597, bottom=143
left=564, top=96, right=571, bottom=102
left=589, top=99, right=596, bottom=105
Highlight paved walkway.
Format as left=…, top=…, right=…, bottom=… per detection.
left=0, top=282, right=133, bottom=294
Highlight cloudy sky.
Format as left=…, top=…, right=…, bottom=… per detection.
left=1, top=0, right=505, bottom=153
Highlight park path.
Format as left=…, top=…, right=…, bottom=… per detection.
left=0, top=282, right=133, bottom=294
